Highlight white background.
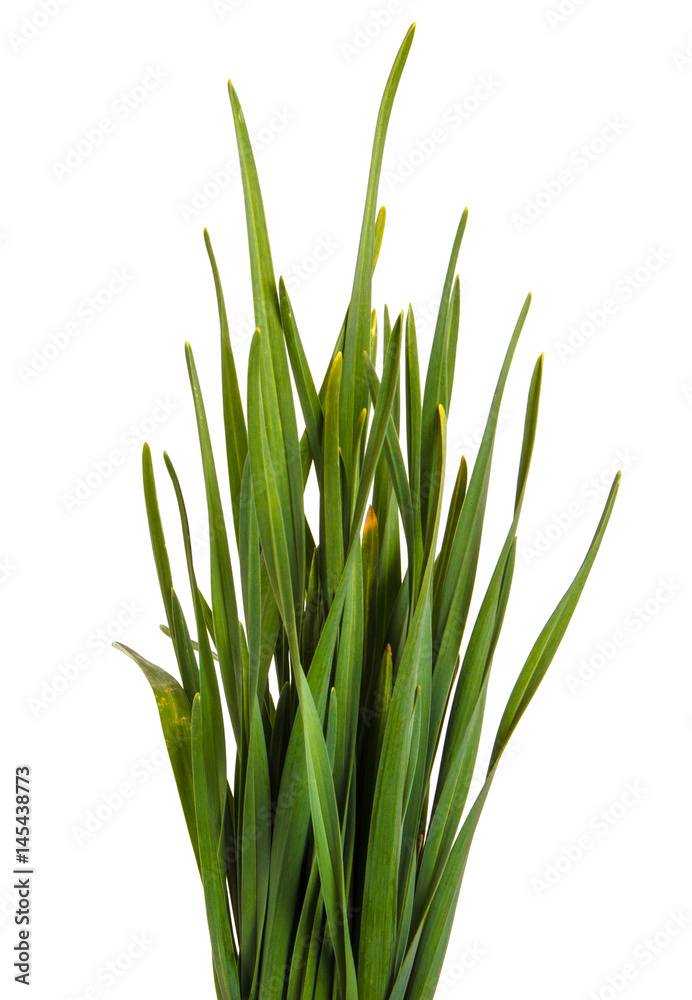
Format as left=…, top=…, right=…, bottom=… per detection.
left=2, top=1, right=691, bottom=998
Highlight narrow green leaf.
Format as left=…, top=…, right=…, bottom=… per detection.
left=286, top=860, right=322, bottom=1000
left=441, top=276, right=461, bottom=417
left=421, top=405, right=447, bottom=589
left=191, top=695, right=240, bottom=1000
left=142, top=443, right=173, bottom=625
left=402, top=685, right=422, bottom=817
left=405, top=305, right=423, bottom=599
left=358, top=439, right=444, bottom=1000
left=396, top=406, right=445, bottom=940
left=340, top=24, right=415, bottom=476
left=292, top=653, right=358, bottom=1000
left=332, top=541, right=364, bottom=814
left=433, top=455, right=467, bottom=593
left=228, top=81, right=305, bottom=618
left=268, top=681, right=291, bottom=802
left=142, top=445, right=202, bottom=704
left=204, top=228, right=248, bottom=544
left=169, top=588, right=200, bottom=704
left=361, top=505, right=379, bottom=688
left=429, top=353, right=543, bottom=766
left=164, top=449, right=228, bottom=820
left=257, top=428, right=364, bottom=1000
left=364, top=353, right=414, bottom=560
left=239, top=456, right=261, bottom=736
left=491, top=471, right=621, bottom=769
left=371, top=305, right=393, bottom=540
left=113, top=643, right=199, bottom=869
left=323, top=353, right=344, bottom=603
left=350, top=311, right=403, bottom=545
left=240, top=700, right=271, bottom=997
left=402, top=474, right=620, bottom=1000
left=373, top=205, right=386, bottom=270
left=186, top=343, right=243, bottom=745
left=247, top=331, right=299, bottom=646
left=350, top=407, right=368, bottom=512
left=326, top=687, right=338, bottom=770
left=301, top=545, right=323, bottom=669
left=430, top=294, right=532, bottom=749
left=298, top=208, right=385, bottom=490
left=280, top=277, right=324, bottom=483
left=314, top=934, right=335, bottom=1000
left=420, top=208, right=468, bottom=530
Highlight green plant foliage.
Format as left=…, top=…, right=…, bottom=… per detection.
left=117, top=24, right=619, bottom=1000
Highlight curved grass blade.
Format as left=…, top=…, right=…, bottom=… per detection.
left=432, top=293, right=531, bottom=641
left=204, top=228, right=248, bottom=544
left=340, top=24, right=415, bottom=476
left=429, top=354, right=543, bottom=767
left=163, top=451, right=228, bottom=815
left=429, top=295, right=532, bottom=763
left=490, top=470, right=621, bottom=769
left=142, top=445, right=199, bottom=702
left=280, top=277, right=323, bottom=483
left=142, top=443, right=173, bottom=625
left=114, top=643, right=199, bottom=868
left=401, top=472, right=620, bottom=1000
left=420, top=209, right=468, bottom=529
left=186, top=343, right=244, bottom=746
left=228, top=81, right=305, bottom=618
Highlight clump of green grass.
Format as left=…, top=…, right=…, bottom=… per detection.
left=115, top=23, right=619, bottom=1000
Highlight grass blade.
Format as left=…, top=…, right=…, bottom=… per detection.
left=186, top=343, right=244, bottom=746
left=490, top=471, right=621, bottom=769
left=323, top=353, right=344, bottom=603
left=114, top=643, right=199, bottom=868
left=204, top=228, right=248, bottom=544
left=228, top=82, right=306, bottom=619
left=420, top=209, right=468, bottom=530
left=191, top=695, right=240, bottom=1000
left=340, top=24, right=415, bottom=476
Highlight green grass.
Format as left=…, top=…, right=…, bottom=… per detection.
left=115, top=23, right=619, bottom=1000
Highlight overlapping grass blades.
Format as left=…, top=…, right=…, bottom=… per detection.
left=115, top=23, right=619, bottom=1000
